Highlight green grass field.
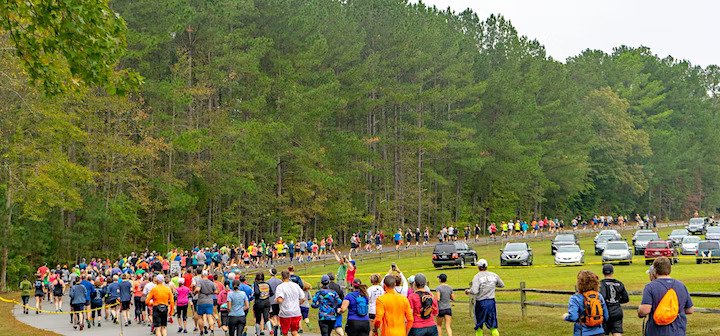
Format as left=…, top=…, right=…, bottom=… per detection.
left=296, top=226, right=720, bottom=335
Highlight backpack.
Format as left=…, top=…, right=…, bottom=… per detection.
left=355, top=293, right=369, bottom=316
left=653, top=281, right=679, bottom=326
left=582, top=291, right=604, bottom=327
left=416, top=290, right=435, bottom=319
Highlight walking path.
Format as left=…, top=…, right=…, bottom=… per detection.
left=13, top=297, right=319, bottom=336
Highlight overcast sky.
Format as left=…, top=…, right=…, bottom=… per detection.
left=420, top=0, right=718, bottom=67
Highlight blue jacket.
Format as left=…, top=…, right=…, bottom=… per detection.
left=69, top=284, right=87, bottom=305
left=564, top=293, right=609, bottom=336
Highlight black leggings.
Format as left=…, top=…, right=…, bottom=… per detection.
left=345, top=319, right=371, bottom=336
left=134, top=297, right=144, bottom=318
left=253, top=299, right=270, bottom=325
left=228, top=315, right=247, bottom=336
left=319, top=320, right=336, bottom=336
left=91, top=302, right=103, bottom=319
left=177, top=305, right=188, bottom=321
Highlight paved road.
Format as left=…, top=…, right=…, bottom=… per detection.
left=13, top=296, right=320, bottom=336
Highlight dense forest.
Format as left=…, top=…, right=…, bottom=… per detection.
left=2, top=0, right=720, bottom=288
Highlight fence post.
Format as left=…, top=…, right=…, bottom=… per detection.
left=520, top=281, right=527, bottom=319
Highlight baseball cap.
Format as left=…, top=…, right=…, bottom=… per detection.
left=321, top=274, right=330, bottom=285
left=202, top=270, right=209, bottom=276
left=437, top=273, right=447, bottom=282
left=208, top=275, right=214, bottom=281
left=646, top=265, right=655, bottom=275
left=327, top=273, right=335, bottom=281
left=602, top=264, right=614, bottom=275
left=414, top=274, right=427, bottom=287
left=352, top=279, right=362, bottom=287
left=407, top=275, right=415, bottom=284
left=477, top=259, right=488, bottom=268
left=156, top=274, right=165, bottom=283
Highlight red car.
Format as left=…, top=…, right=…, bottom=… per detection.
left=644, top=240, right=679, bottom=265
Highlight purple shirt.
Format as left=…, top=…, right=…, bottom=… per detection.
left=641, top=278, right=693, bottom=336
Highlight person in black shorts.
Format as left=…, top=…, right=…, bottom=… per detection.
left=599, top=264, right=629, bottom=336
left=33, top=274, right=45, bottom=314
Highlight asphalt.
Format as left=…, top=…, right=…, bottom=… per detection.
left=13, top=296, right=320, bottom=336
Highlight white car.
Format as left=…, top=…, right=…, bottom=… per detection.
left=554, top=245, right=585, bottom=266
left=680, top=236, right=701, bottom=255
left=602, top=241, right=633, bottom=265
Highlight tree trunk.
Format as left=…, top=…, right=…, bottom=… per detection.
left=0, top=164, right=12, bottom=291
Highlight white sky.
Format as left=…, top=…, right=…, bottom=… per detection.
left=420, top=0, right=718, bottom=66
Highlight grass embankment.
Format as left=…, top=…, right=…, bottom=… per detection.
left=0, top=292, right=60, bottom=336
left=297, top=226, right=720, bottom=335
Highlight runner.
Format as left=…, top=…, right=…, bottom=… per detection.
left=253, top=272, right=273, bottom=335
left=176, top=278, right=191, bottom=333
left=194, top=270, right=218, bottom=335
left=227, top=279, right=250, bottom=336
left=51, top=273, right=65, bottom=312
left=106, top=275, right=121, bottom=324
left=69, top=277, right=87, bottom=330
left=119, top=273, right=133, bottom=326
left=312, top=275, right=343, bottom=336
left=408, top=274, right=438, bottom=336
left=275, top=270, right=306, bottom=336
left=19, top=275, right=32, bottom=315
left=372, top=275, right=413, bottom=336
left=146, top=274, right=175, bottom=336
left=33, top=273, right=45, bottom=314
left=90, top=280, right=104, bottom=327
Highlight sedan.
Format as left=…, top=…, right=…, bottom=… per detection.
left=594, top=235, right=616, bottom=255
left=706, top=227, right=720, bottom=241
left=500, top=242, right=533, bottom=266
left=634, top=232, right=660, bottom=255
left=680, top=236, right=701, bottom=255
left=668, top=229, right=689, bottom=246
left=554, top=245, right=585, bottom=266
left=551, top=234, right=578, bottom=255
left=594, top=229, right=621, bottom=243
left=632, top=229, right=654, bottom=245
left=602, top=241, right=633, bottom=265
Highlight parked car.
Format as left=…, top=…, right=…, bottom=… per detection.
left=687, top=217, right=710, bottom=235
left=500, top=242, right=533, bottom=266
left=668, top=229, right=689, bottom=246
left=551, top=234, right=578, bottom=255
left=644, top=240, right=678, bottom=265
left=595, top=235, right=617, bottom=255
left=432, top=242, right=477, bottom=268
left=696, top=240, right=720, bottom=264
left=554, top=245, right=585, bottom=266
left=602, top=241, right=633, bottom=265
left=594, top=229, right=621, bottom=243
left=633, top=232, right=660, bottom=255
left=632, top=229, right=654, bottom=245
left=706, top=226, right=720, bottom=241
left=680, top=236, right=701, bottom=255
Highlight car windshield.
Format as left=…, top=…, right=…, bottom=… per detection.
left=682, top=236, right=700, bottom=243
left=605, top=242, right=628, bottom=250
left=557, top=246, right=580, bottom=253
left=689, top=218, right=705, bottom=225
left=707, top=227, right=720, bottom=233
left=555, top=235, right=575, bottom=242
left=636, top=234, right=658, bottom=241
left=670, top=230, right=687, bottom=236
left=699, top=241, right=720, bottom=249
left=596, top=236, right=613, bottom=243
left=646, top=241, right=668, bottom=249
left=504, top=243, right=527, bottom=252
left=634, top=230, right=652, bottom=236
left=600, top=230, right=617, bottom=235
left=433, top=244, right=456, bottom=253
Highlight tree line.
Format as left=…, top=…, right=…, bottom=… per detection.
left=2, top=0, right=720, bottom=289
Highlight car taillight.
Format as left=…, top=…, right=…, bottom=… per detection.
left=432, top=254, right=437, bottom=259
left=696, top=251, right=698, bottom=255
left=452, top=253, right=459, bottom=259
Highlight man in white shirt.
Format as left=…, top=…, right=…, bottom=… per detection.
left=275, top=270, right=305, bottom=336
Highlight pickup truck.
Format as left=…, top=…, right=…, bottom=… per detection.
left=644, top=240, right=679, bottom=265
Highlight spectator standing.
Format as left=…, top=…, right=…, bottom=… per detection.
left=599, top=265, right=629, bottom=336
left=367, top=274, right=385, bottom=320
left=638, top=257, right=694, bottom=336
left=465, top=259, right=504, bottom=336
left=563, top=270, right=608, bottom=336
left=408, top=274, right=439, bottom=336
left=340, top=279, right=371, bottom=336
left=435, top=274, right=454, bottom=336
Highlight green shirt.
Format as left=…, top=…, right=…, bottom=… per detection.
left=336, top=264, right=347, bottom=283
left=19, top=280, right=33, bottom=296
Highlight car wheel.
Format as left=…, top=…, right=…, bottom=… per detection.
left=459, top=258, right=465, bottom=269
left=696, top=259, right=701, bottom=264
left=645, top=260, right=650, bottom=265
left=470, top=257, right=477, bottom=266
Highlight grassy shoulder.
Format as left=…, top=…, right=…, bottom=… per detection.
left=0, top=292, right=60, bottom=336
left=298, top=226, right=720, bottom=335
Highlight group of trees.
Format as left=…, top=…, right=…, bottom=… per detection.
left=2, top=0, right=720, bottom=288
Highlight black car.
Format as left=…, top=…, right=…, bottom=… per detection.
left=500, top=242, right=533, bottom=266
left=432, top=242, right=477, bottom=268
left=551, top=234, right=579, bottom=255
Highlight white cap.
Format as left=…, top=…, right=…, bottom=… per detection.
left=478, top=259, right=488, bottom=268
left=156, top=274, right=165, bottom=283
left=202, top=270, right=209, bottom=276
left=178, top=277, right=185, bottom=285
left=228, top=272, right=236, bottom=280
